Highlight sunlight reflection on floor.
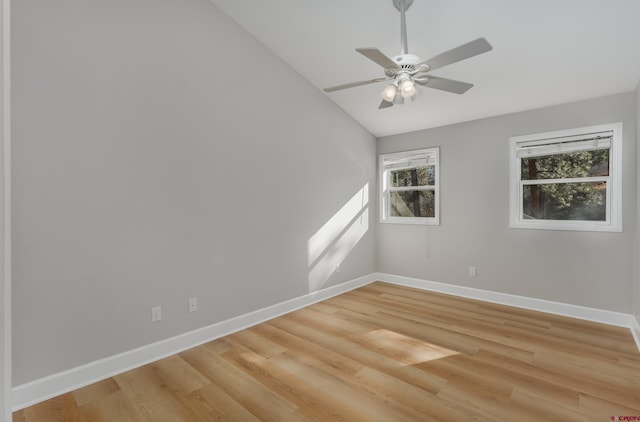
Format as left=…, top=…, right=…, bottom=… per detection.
left=357, top=329, right=459, bottom=366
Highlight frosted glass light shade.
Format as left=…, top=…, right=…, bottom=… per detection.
left=399, top=79, right=416, bottom=98
left=381, top=84, right=397, bottom=102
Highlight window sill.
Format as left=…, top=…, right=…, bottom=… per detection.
left=510, top=220, right=621, bottom=232
left=380, top=218, right=439, bottom=226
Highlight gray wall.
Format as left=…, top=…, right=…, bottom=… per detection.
left=378, top=93, right=637, bottom=313
left=12, top=0, right=376, bottom=385
left=636, top=83, right=640, bottom=322
left=1, top=0, right=9, bottom=416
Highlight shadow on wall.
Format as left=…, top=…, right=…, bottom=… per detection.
left=307, top=184, right=369, bottom=292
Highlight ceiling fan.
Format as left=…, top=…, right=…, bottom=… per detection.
left=323, top=0, right=493, bottom=109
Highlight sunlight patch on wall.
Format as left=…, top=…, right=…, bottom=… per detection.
left=308, top=184, right=369, bottom=292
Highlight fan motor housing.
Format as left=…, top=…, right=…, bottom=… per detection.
left=385, top=54, right=428, bottom=78
left=392, top=54, right=421, bottom=72
left=393, top=54, right=420, bottom=65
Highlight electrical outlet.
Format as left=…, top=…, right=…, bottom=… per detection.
left=151, top=306, right=162, bottom=322
left=189, top=298, right=198, bottom=313
left=469, top=266, right=477, bottom=277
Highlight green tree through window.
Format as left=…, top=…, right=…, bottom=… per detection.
left=521, top=149, right=608, bottom=221
left=510, top=123, right=622, bottom=232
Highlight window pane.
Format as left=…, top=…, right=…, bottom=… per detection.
left=390, top=166, right=435, bottom=187
left=521, top=149, right=609, bottom=180
left=390, top=190, right=435, bottom=218
left=523, top=182, right=606, bottom=221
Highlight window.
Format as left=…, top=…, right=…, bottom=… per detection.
left=509, top=123, right=622, bottom=232
left=379, top=147, right=439, bottom=225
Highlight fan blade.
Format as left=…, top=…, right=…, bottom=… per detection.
left=418, top=38, right=492, bottom=72
left=417, top=75, right=474, bottom=94
left=324, top=77, right=388, bottom=93
left=379, top=99, right=394, bottom=109
left=356, top=48, right=400, bottom=70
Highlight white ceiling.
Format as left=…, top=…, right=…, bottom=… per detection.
left=209, top=0, right=640, bottom=137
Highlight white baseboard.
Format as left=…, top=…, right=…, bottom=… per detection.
left=11, top=273, right=377, bottom=412
left=12, top=272, right=640, bottom=411
left=375, top=273, right=637, bottom=329
left=631, top=316, right=640, bottom=351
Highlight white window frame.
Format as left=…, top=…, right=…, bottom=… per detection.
left=509, top=123, right=622, bottom=232
left=379, top=147, right=440, bottom=225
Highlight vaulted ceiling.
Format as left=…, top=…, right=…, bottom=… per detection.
left=209, top=0, right=640, bottom=137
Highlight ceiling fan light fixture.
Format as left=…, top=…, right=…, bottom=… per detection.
left=322, top=0, right=493, bottom=109
left=381, top=83, right=398, bottom=102
left=399, top=78, right=416, bottom=98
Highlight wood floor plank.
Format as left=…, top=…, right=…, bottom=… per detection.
left=227, top=327, right=287, bottom=359
left=350, top=365, right=469, bottom=421
left=249, top=322, right=365, bottom=377
left=508, top=388, right=589, bottom=421
left=173, top=388, right=237, bottom=422
left=180, top=341, right=301, bottom=422
left=113, top=364, right=202, bottom=421
left=71, top=378, right=120, bottom=407
left=221, top=345, right=371, bottom=422
left=339, top=306, right=483, bottom=356
left=269, top=315, right=452, bottom=398
left=373, top=307, right=537, bottom=362
left=149, top=354, right=211, bottom=395
left=579, top=393, right=640, bottom=418
left=474, top=342, right=640, bottom=412
left=188, top=381, right=262, bottom=422
left=470, top=349, right=581, bottom=408
left=19, top=394, right=81, bottom=422
left=76, top=390, right=145, bottom=422
left=13, top=282, right=640, bottom=421
left=265, top=350, right=427, bottom=422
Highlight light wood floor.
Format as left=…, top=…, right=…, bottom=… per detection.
left=14, top=282, right=640, bottom=421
